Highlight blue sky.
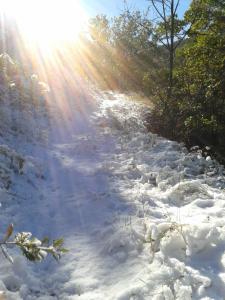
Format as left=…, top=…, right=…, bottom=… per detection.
left=81, top=0, right=192, bottom=18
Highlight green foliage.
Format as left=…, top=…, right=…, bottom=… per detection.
left=80, top=11, right=164, bottom=93
left=89, top=15, right=111, bottom=44
left=111, top=11, right=153, bottom=55
left=149, top=0, right=225, bottom=160
left=0, top=224, right=68, bottom=263
left=171, top=0, right=225, bottom=147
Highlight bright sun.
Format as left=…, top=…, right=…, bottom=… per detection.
left=2, top=0, right=88, bottom=51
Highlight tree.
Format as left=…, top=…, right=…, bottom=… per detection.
left=80, top=15, right=114, bottom=88
left=172, top=0, right=225, bottom=155
left=111, top=10, right=154, bottom=90
left=81, top=12, right=157, bottom=92
left=149, top=0, right=187, bottom=97
left=111, top=10, right=153, bottom=57
left=89, top=15, right=111, bottom=44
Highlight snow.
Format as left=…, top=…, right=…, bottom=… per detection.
left=0, top=82, right=225, bottom=299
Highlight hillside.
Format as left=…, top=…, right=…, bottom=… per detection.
left=0, top=76, right=225, bottom=299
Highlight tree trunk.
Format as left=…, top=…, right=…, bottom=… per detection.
left=168, top=0, right=175, bottom=98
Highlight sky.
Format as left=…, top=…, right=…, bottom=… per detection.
left=81, top=0, right=192, bottom=18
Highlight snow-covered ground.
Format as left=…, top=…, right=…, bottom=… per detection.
left=0, top=82, right=225, bottom=299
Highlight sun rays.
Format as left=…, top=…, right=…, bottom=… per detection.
left=1, top=0, right=88, bottom=52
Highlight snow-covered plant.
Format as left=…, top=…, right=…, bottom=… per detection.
left=0, top=224, right=68, bottom=263
left=145, top=222, right=187, bottom=256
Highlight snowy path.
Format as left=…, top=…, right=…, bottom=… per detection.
left=1, top=84, right=225, bottom=299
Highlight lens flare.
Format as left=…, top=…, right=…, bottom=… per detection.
left=1, top=0, right=88, bottom=52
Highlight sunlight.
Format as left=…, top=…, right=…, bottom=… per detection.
left=1, top=0, right=88, bottom=52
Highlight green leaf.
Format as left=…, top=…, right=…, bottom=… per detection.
left=60, top=248, right=69, bottom=253
left=53, top=238, right=64, bottom=248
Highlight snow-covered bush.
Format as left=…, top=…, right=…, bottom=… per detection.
left=0, top=54, right=67, bottom=266
left=0, top=53, right=50, bottom=143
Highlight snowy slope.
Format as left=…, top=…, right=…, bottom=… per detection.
left=0, top=84, right=225, bottom=300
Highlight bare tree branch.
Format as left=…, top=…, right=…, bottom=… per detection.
left=174, top=0, right=180, bottom=17
left=162, top=1, right=170, bottom=47
left=151, top=0, right=166, bottom=21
